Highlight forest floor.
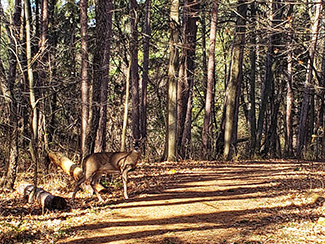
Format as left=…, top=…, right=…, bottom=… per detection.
left=2, top=159, right=325, bottom=243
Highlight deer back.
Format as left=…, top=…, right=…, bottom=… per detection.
left=82, top=152, right=119, bottom=175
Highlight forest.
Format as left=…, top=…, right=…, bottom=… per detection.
left=0, top=0, right=325, bottom=243
left=0, top=0, right=324, bottom=184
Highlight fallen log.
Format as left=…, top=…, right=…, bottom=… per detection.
left=17, top=183, right=67, bottom=214
left=47, top=151, right=105, bottom=193
left=47, top=152, right=83, bottom=181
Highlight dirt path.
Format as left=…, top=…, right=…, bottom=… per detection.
left=58, top=160, right=325, bottom=244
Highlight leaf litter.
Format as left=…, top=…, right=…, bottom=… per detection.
left=1, top=160, right=325, bottom=243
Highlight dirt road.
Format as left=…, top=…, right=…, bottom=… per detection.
left=58, top=160, right=325, bottom=244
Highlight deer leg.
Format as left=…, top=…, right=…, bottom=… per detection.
left=91, top=172, right=104, bottom=202
left=121, top=168, right=130, bottom=199
left=72, top=175, right=86, bottom=202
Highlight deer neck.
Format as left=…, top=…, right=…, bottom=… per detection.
left=129, top=150, right=140, bottom=162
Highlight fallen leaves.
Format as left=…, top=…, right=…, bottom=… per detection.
left=1, top=159, right=325, bottom=243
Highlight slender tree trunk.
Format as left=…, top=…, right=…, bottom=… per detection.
left=202, top=0, right=219, bottom=158
left=285, top=4, right=294, bottom=157
left=180, top=81, right=193, bottom=158
left=130, top=0, right=140, bottom=140
left=296, top=1, right=322, bottom=157
left=25, top=0, right=39, bottom=193
left=248, top=2, right=257, bottom=156
left=286, top=51, right=294, bottom=157
left=40, top=0, right=48, bottom=47
left=224, top=0, right=247, bottom=159
left=121, top=61, right=131, bottom=152
left=80, top=0, right=90, bottom=159
left=37, top=0, right=49, bottom=166
left=201, top=5, right=207, bottom=89
left=47, top=0, right=58, bottom=148
left=140, top=0, right=151, bottom=150
left=35, top=0, right=40, bottom=37
left=319, top=39, right=325, bottom=158
left=177, top=34, right=187, bottom=154
left=167, top=0, right=179, bottom=161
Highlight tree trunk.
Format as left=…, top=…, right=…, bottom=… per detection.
left=262, top=102, right=280, bottom=157
left=224, top=0, right=247, bottom=160
left=80, top=0, right=90, bottom=159
left=88, top=0, right=112, bottom=153
left=319, top=38, right=325, bottom=158
left=248, top=2, right=257, bottom=156
left=286, top=52, right=294, bottom=157
left=35, top=0, right=40, bottom=37
left=121, top=61, right=131, bottom=152
left=202, top=0, right=219, bottom=158
left=140, top=0, right=151, bottom=153
left=93, top=0, right=113, bottom=152
left=296, top=1, right=322, bottom=157
left=130, top=0, right=140, bottom=140
left=285, top=4, right=294, bottom=157
left=37, top=0, right=50, bottom=166
left=177, top=47, right=187, bottom=155
left=0, top=0, right=21, bottom=189
left=46, top=0, right=58, bottom=149
left=40, top=0, right=48, bottom=47
left=256, top=0, right=284, bottom=152
left=25, top=0, right=39, bottom=194
left=178, top=0, right=199, bottom=159
left=167, top=0, right=179, bottom=161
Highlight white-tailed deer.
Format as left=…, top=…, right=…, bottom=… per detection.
left=72, top=138, right=144, bottom=202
